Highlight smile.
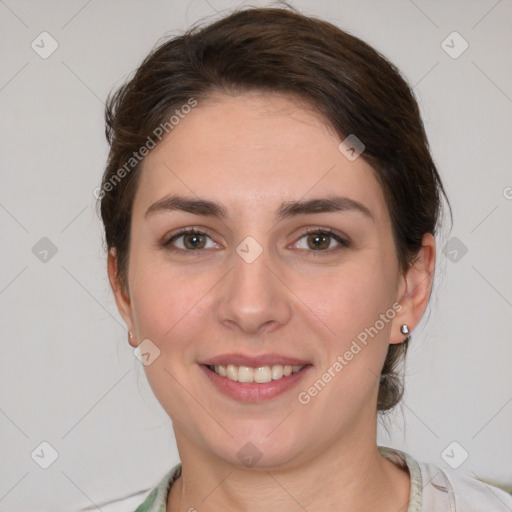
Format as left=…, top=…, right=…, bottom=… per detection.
left=207, top=364, right=305, bottom=383
left=201, top=361, right=312, bottom=402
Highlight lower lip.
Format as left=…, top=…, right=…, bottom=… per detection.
left=200, top=364, right=312, bottom=403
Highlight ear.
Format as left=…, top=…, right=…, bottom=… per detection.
left=107, top=248, right=137, bottom=347
left=389, top=233, right=436, bottom=344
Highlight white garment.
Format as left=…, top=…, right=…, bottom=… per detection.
left=379, top=446, right=512, bottom=511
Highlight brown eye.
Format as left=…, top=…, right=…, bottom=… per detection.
left=164, top=229, right=216, bottom=251
left=294, top=229, right=349, bottom=252
left=182, top=232, right=207, bottom=250
left=306, top=232, right=331, bottom=250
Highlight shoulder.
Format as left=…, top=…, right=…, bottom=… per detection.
left=417, top=458, right=512, bottom=511
left=378, top=446, right=512, bottom=512
left=134, top=463, right=182, bottom=512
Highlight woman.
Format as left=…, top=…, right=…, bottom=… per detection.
left=98, top=5, right=512, bottom=511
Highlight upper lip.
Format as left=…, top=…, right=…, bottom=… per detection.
left=200, top=353, right=311, bottom=367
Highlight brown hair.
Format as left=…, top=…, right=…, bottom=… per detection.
left=99, top=4, right=450, bottom=412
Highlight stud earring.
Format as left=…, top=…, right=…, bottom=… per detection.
left=400, top=324, right=410, bottom=335
left=128, top=331, right=135, bottom=342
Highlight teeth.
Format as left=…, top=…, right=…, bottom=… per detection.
left=211, top=364, right=304, bottom=383
left=271, top=365, right=284, bottom=380
left=254, top=366, right=272, bottom=383
left=237, top=366, right=254, bottom=383
left=226, top=364, right=238, bottom=381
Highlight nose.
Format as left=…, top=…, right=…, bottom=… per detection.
left=216, top=241, right=293, bottom=336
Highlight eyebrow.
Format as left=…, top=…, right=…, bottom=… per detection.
left=145, top=194, right=374, bottom=222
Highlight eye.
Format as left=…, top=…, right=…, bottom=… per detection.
left=293, top=228, right=349, bottom=252
left=162, top=227, right=349, bottom=254
left=164, top=228, right=218, bottom=251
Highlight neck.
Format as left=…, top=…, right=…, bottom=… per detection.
left=167, top=420, right=410, bottom=512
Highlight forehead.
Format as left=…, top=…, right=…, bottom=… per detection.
left=133, top=92, right=389, bottom=222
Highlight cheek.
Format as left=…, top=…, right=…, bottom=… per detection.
left=300, top=259, right=395, bottom=340
left=128, top=250, right=206, bottom=349
left=129, top=258, right=212, bottom=422
left=295, top=268, right=396, bottom=416
left=298, top=260, right=398, bottom=405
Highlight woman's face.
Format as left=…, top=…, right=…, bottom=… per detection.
left=111, top=91, right=426, bottom=469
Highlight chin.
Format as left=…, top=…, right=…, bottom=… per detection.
left=203, top=427, right=306, bottom=471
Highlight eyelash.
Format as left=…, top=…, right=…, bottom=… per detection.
left=162, top=227, right=349, bottom=255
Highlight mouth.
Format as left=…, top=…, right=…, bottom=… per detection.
left=199, top=355, right=312, bottom=402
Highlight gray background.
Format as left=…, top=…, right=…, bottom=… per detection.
left=1, top=0, right=511, bottom=510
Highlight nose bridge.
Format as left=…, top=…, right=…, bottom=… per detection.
left=216, top=234, right=292, bottom=333
left=233, top=237, right=272, bottom=289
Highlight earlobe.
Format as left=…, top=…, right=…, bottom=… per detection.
left=390, top=233, right=436, bottom=344
left=107, top=248, right=136, bottom=344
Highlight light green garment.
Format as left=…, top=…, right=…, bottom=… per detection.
left=134, top=446, right=512, bottom=511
